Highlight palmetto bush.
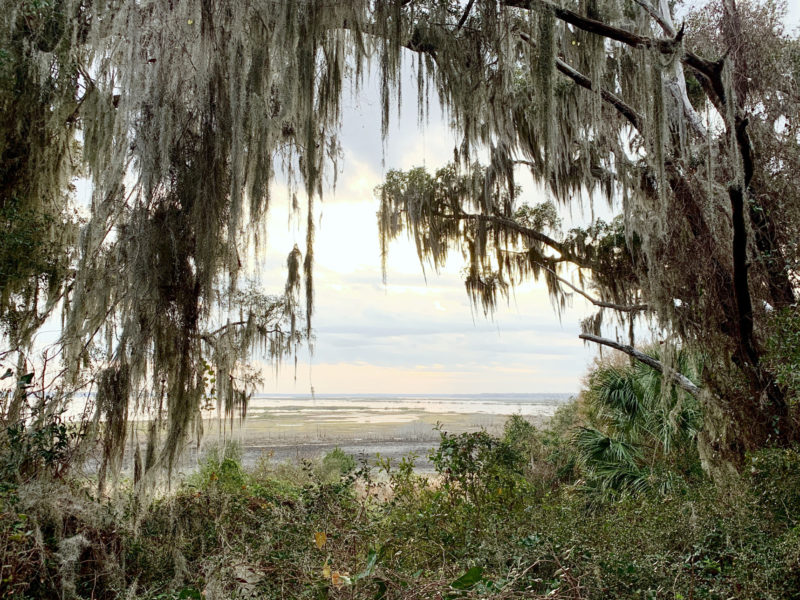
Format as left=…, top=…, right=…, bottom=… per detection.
left=575, top=349, right=704, bottom=498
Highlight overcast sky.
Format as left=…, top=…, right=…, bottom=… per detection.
left=790, top=3, right=800, bottom=27
left=257, top=4, right=800, bottom=396
left=257, top=61, right=599, bottom=395
left=45, top=5, right=796, bottom=398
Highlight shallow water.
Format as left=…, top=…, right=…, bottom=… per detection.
left=228, top=393, right=573, bottom=472
left=247, top=392, right=572, bottom=419
left=96, top=393, right=574, bottom=475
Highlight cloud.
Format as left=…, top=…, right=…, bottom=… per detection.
left=261, top=359, right=585, bottom=395
left=247, top=62, right=604, bottom=395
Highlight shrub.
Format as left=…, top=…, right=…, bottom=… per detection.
left=318, top=446, right=356, bottom=482
left=430, top=428, right=525, bottom=506
left=502, top=408, right=583, bottom=494
left=188, top=443, right=247, bottom=493
left=764, top=307, right=800, bottom=405
left=748, top=445, right=800, bottom=524
left=0, top=404, right=84, bottom=485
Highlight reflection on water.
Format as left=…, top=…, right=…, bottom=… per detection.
left=230, top=393, right=575, bottom=469
left=69, top=393, right=575, bottom=475
left=248, top=393, right=572, bottom=422
left=65, top=394, right=571, bottom=437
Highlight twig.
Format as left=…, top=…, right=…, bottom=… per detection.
left=538, top=263, right=649, bottom=314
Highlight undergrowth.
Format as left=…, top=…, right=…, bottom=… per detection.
left=1, top=411, right=799, bottom=599
left=2, top=352, right=799, bottom=598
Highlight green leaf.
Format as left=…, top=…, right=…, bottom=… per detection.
left=449, top=566, right=484, bottom=590
left=17, top=373, right=33, bottom=386
left=355, top=548, right=380, bottom=580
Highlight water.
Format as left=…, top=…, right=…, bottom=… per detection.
left=232, top=393, right=575, bottom=470
left=246, top=392, right=574, bottom=424
left=71, top=392, right=576, bottom=473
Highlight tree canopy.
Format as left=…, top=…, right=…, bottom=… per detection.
left=1, top=0, right=798, bottom=482
left=375, top=0, right=800, bottom=470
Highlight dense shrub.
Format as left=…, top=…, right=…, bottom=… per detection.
left=2, top=423, right=800, bottom=599
left=765, top=306, right=800, bottom=405
left=0, top=405, right=85, bottom=485
left=319, top=447, right=357, bottom=483
left=430, top=427, right=527, bottom=506
left=502, top=406, right=582, bottom=494
left=748, top=445, right=800, bottom=524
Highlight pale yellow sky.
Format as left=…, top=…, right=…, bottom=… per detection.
left=255, top=62, right=603, bottom=395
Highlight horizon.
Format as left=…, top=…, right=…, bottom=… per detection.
left=250, top=391, right=576, bottom=397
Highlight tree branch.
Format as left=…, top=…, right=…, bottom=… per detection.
left=198, top=321, right=286, bottom=343
left=343, top=21, right=439, bottom=58
left=682, top=52, right=727, bottom=111
left=362, top=6, right=656, bottom=136
left=540, top=264, right=649, bottom=313
left=631, top=0, right=676, bottom=36
left=507, top=0, right=713, bottom=138
left=556, top=55, right=644, bottom=133
left=456, top=0, right=476, bottom=31
left=504, top=0, right=678, bottom=53
left=518, top=32, right=644, bottom=133
left=447, top=210, right=596, bottom=269
left=579, top=333, right=701, bottom=396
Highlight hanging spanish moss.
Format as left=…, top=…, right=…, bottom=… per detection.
left=374, top=0, right=800, bottom=466
left=1, top=0, right=415, bottom=483
left=1, top=0, right=799, bottom=483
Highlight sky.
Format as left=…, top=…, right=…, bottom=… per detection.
left=256, top=3, right=800, bottom=396
left=26, top=3, right=798, bottom=398
left=256, top=62, right=599, bottom=396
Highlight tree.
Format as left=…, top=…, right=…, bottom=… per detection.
left=1, top=0, right=797, bottom=481
left=0, top=0, right=83, bottom=422
left=1, top=0, right=365, bottom=482
left=376, top=0, right=800, bottom=470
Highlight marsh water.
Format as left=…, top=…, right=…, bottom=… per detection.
left=220, top=393, right=573, bottom=472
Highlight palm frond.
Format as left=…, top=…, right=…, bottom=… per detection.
left=578, top=345, right=705, bottom=499
left=574, top=427, right=641, bottom=469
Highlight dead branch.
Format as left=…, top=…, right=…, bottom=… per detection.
left=579, top=333, right=700, bottom=396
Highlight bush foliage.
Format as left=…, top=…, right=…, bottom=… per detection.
left=2, top=352, right=800, bottom=599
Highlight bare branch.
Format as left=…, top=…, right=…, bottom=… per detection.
left=579, top=333, right=701, bottom=396
left=540, top=264, right=649, bottom=313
